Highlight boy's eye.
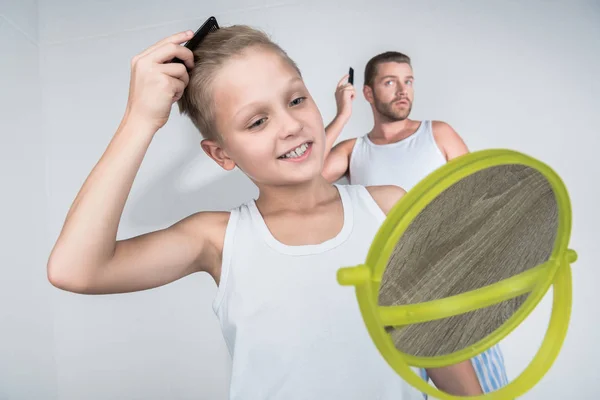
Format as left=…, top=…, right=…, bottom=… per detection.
left=246, top=97, right=306, bottom=130
left=249, top=117, right=267, bottom=129
left=290, top=97, right=306, bottom=106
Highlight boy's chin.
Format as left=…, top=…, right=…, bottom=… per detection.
left=255, top=171, right=324, bottom=188
left=282, top=170, right=325, bottom=186
left=245, top=157, right=324, bottom=186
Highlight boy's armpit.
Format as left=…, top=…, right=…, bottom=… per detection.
left=177, top=211, right=231, bottom=280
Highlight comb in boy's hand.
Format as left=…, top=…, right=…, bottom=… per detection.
left=172, top=16, right=220, bottom=66
left=127, top=31, right=195, bottom=130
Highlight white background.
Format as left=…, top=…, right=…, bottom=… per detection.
left=1, top=0, right=598, bottom=398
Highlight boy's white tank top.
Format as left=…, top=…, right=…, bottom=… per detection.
left=213, top=184, right=422, bottom=400
left=349, top=120, right=446, bottom=191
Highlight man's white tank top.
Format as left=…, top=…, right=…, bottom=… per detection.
left=349, top=120, right=446, bottom=191
left=213, top=184, right=422, bottom=400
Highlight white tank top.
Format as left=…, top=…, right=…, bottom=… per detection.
left=349, top=120, right=446, bottom=191
left=213, top=184, right=422, bottom=400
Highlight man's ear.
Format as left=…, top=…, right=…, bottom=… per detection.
left=363, top=85, right=374, bottom=104
left=201, top=139, right=236, bottom=171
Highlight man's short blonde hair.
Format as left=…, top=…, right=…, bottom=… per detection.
left=178, top=25, right=301, bottom=141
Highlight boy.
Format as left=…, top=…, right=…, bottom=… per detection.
left=47, top=25, right=481, bottom=399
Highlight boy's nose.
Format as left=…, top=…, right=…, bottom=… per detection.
left=279, top=112, right=304, bottom=138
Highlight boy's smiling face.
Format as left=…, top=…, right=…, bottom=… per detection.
left=201, top=46, right=326, bottom=187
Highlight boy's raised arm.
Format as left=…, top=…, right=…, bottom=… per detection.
left=47, top=31, right=225, bottom=295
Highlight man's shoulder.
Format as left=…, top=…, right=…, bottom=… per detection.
left=430, top=120, right=457, bottom=135
left=365, top=184, right=406, bottom=215
left=332, top=136, right=359, bottom=156
left=429, top=120, right=469, bottom=160
left=338, top=136, right=359, bottom=147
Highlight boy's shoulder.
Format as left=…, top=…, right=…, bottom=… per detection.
left=187, top=197, right=256, bottom=227
left=185, top=210, right=231, bottom=224
left=180, top=210, right=231, bottom=248
left=183, top=197, right=260, bottom=244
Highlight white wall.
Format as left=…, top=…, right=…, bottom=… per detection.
left=0, top=1, right=58, bottom=399
left=3, top=0, right=598, bottom=398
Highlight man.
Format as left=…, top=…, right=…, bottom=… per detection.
left=322, top=51, right=471, bottom=189
left=322, top=51, right=509, bottom=395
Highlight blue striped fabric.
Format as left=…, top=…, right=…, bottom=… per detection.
left=419, top=345, right=508, bottom=398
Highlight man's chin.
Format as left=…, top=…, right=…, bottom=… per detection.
left=377, top=106, right=411, bottom=122
left=384, top=113, right=410, bottom=122
left=392, top=106, right=411, bottom=121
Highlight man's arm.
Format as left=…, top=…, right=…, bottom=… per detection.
left=426, top=363, right=483, bottom=395
left=324, top=114, right=350, bottom=160
left=432, top=121, right=469, bottom=160
left=367, top=184, right=484, bottom=396
left=323, top=73, right=355, bottom=160
left=322, top=138, right=356, bottom=183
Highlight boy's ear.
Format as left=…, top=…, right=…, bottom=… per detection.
left=363, top=85, right=374, bottom=104
left=201, top=139, right=236, bottom=171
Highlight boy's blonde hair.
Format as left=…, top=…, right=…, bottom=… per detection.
left=178, top=25, right=302, bottom=141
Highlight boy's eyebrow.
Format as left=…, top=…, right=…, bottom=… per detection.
left=233, top=77, right=305, bottom=119
left=234, top=101, right=262, bottom=119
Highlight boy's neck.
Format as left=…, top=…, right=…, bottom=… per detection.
left=255, top=177, right=338, bottom=214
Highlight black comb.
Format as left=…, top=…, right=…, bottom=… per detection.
left=348, top=67, right=354, bottom=85
left=172, top=16, right=219, bottom=65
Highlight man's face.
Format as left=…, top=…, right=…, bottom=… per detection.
left=368, top=62, right=414, bottom=122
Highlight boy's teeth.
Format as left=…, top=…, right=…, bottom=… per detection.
left=283, top=143, right=309, bottom=158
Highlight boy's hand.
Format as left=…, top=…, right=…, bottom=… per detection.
left=125, top=30, right=195, bottom=131
left=334, top=73, right=355, bottom=121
